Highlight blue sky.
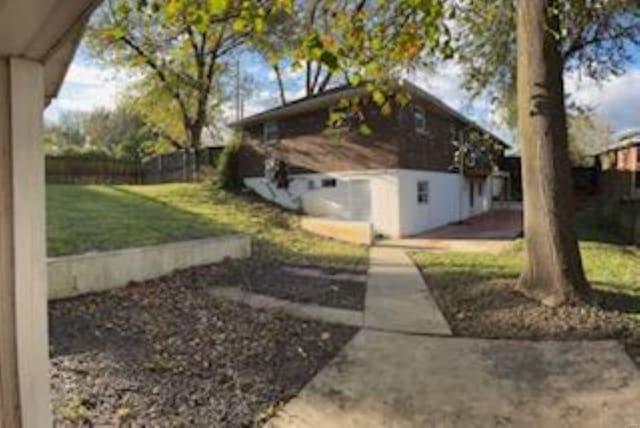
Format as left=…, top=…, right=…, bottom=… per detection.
left=45, top=42, right=640, bottom=144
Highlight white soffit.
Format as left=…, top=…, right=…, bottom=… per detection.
left=0, top=0, right=103, bottom=100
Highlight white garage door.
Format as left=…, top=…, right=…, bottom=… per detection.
left=348, top=179, right=371, bottom=221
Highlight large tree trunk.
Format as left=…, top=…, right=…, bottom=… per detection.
left=516, top=0, right=592, bottom=306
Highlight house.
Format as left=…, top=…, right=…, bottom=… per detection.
left=597, top=130, right=640, bottom=200
left=230, top=81, right=510, bottom=238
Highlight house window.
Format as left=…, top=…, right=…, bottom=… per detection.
left=321, top=178, right=337, bottom=188
left=263, top=121, right=279, bottom=143
left=414, top=107, right=426, bottom=133
left=478, top=181, right=484, bottom=196
left=469, top=180, right=475, bottom=207
left=417, top=180, right=429, bottom=204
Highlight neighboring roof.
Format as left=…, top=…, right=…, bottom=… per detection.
left=597, top=129, right=640, bottom=155
left=229, top=80, right=510, bottom=148
left=0, top=0, right=102, bottom=102
left=615, top=128, right=640, bottom=141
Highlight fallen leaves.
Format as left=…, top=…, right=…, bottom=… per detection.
left=49, top=268, right=359, bottom=426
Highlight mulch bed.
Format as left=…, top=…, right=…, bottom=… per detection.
left=49, top=272, right=359, bottom=426
left=418, top=270, right=640, bottom=366
left=163, top=258, right=368, bottom=311
left=233, top=260, right=368, bottom=311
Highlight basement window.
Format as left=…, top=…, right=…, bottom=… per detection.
left=417, top=180, right=430, bottom=204
left=321, top=178, right=337, bottom=188
left=263, top=121, right=279, bottom=143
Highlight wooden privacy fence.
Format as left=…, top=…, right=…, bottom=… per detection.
left=594, top=199, right=640, bottom=245
left=501, top=156, right=600, bottom=200
left=141, top=147, right=222, bottom=184
left=46, top=156, right=140, bottom=184
left=46, top=148, right=223, bottom=185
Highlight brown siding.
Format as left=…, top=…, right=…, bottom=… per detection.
left=236, top=105, right=403, bottom=178
left=236, top=94, right=506, bottom=179
left=397, top=98, right=460, bottom=172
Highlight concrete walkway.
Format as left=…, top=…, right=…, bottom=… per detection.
left=365, top=247, right=451, bottom=335
left=268, top=246, right=640, bottom=428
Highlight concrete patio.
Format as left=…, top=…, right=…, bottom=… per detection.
left=267, top=246, right=640, bottom=428
left=269, top=332, right=640, bottom=428
left=380, top=209, right=523, bottom=253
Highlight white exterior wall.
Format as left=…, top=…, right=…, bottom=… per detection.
left=245, top=168, right=493, bottom=239
left=245, top=170, right=401, bottom=237
left=397, top=169, right=492, bottom=237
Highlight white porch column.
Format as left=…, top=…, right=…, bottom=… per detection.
left=0, top=57, right=51, bottom=427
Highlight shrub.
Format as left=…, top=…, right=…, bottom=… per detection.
left=214, top=132, right=242, bottom=190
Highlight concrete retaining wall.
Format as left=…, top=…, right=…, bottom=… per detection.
left=48, top=234, right=251, bottom=300
left=300, top=217, right=373, bottom=245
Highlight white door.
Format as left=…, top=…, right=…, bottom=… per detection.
left=348, top=179, right=371, bottom=221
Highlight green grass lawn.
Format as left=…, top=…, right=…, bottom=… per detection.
left=46, top=183, right=367, bottom=266
left=414, top=202, right=640, bottom=301
left=413, top=240, right=640, bottom=303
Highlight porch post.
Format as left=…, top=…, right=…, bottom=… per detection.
left=0, top=57, right=51, bottom=427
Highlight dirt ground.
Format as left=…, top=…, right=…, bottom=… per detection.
left=418, top=271, right=640, bottom=366
left=183, top=258, right=369, bottom=311
left=49, top=270, right=358, bottom=426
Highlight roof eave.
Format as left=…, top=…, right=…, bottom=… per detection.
left=230, top=80, right=511, bottom=149
left=228, top=86, right=366, bottom=129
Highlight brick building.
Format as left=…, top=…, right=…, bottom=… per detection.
left=230, top=81, right=510, bottom=238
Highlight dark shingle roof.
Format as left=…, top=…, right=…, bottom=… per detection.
left=229, top=80, right=510, bottom=148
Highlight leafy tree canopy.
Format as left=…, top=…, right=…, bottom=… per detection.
left=568, top=110, right=615, bottom=166
left=88, top=0, right=451, bottom=138
left=453, top=0, right=640, bottom=126
left=87, top=0, right=286, bottom=148
left=250, top=0, right=451, bottom=104
left=44, top=103, right=160, bottom=162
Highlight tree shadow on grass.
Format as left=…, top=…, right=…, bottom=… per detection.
left=576, top=204, right=635, bottom=246
left=428, top=267, right=640, bottom=315
left=594, top=286, right=640, bottom=315
left=421, top=267, right=525, bottom=314
left=104, top=185, right=368, bottom=268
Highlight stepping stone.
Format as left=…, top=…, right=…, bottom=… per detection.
left=209, top=287, right=363, bottom=327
